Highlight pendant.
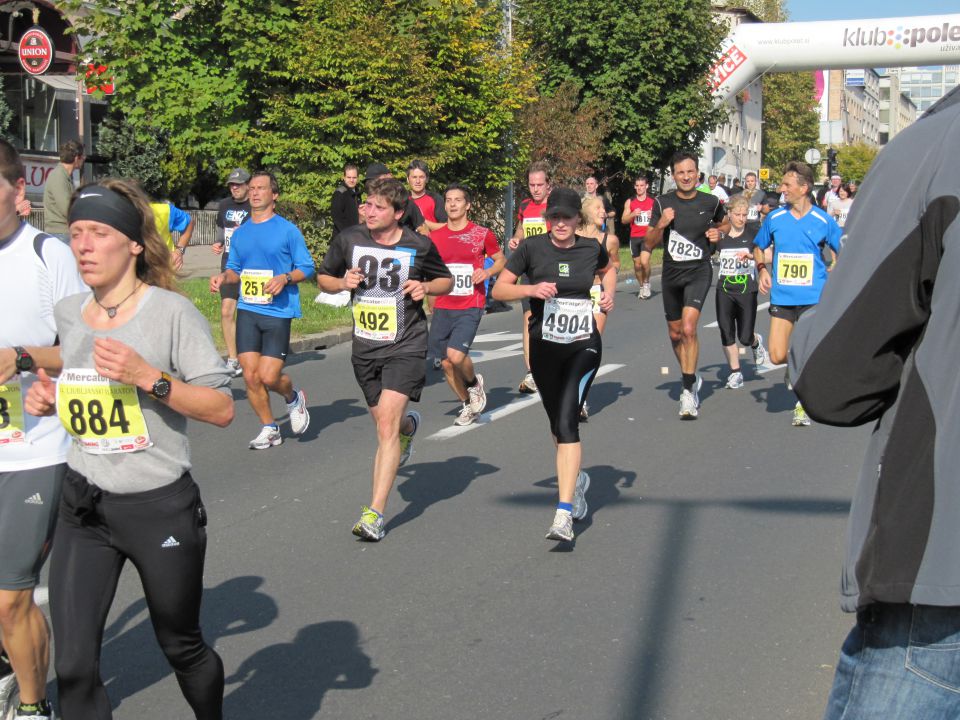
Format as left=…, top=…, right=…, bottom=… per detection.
left=107, top=307, right=117, bottom=319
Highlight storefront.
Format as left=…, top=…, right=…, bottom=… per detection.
left=0, top=0, right=106, bottom=199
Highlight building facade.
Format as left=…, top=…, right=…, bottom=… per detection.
left=817, top=68, right=882, bottom=148
left=885, top=65, right=959, bottom=114
left=878, top=74, right=917, bottom=146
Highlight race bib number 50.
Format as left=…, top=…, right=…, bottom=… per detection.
left=542, top=298, right=593, bottom=344
left=57, top=369, right=151, bottom=454
left=0, top=381, right=26, bottom=445
left=448, top=263, right=474, bottom=297
left=777, top=252, right=814, bottom=286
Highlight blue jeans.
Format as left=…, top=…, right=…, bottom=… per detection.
left=824, top=603, right=960, bottom=719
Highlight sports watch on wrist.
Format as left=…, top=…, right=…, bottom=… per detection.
left=149, top=372, right=172, bottom=400
left=285, top=273, right=294, bottom=285
left=13, top=346, right=33, bottom=373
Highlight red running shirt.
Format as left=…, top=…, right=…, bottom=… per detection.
left=629, top=196, right=655, bottom=238
left=430, top=222, right=501, bottom=310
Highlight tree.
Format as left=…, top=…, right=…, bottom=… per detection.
left=96, top=111, right=168, bottom=198
left=836, top=142, right=879, bottom=183
left=0, top=74, right=13, bottom=142
left=258, top=0, right=535, bottom=211
left=761, top=71, right=821, bottom=184
left=518, top=80, right=612, bottom=186
left=517, top=0, right=726, bottom=178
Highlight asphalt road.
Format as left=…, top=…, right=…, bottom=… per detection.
left=40, top=274, right=870, bottom=720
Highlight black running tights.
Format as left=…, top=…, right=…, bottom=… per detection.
left=529, top=332, right=602, bottom=444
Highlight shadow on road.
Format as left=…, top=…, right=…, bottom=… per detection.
left=386, top=455, right=499, bottom=533
left=584, top=381, right=633, bottom=416
left=98, top=575, right=278, bottom=710
left=296, top=397, right=367, bottom=441
left=750, top=380, right=797, bottom=413
left=223, top=620, right=376, bottom=719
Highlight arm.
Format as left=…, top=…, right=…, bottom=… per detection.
left=621, top=199, right=635, bottom=225
left=0, top=346, right=63, bottom=384
left=644, top=200, right=670, bottom=249
left=491, top=269, right=557, bottom=302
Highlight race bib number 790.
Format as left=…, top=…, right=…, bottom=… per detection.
left=777, top=252, right=814, bottom=286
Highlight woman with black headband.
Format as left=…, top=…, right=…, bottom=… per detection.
left=24, top=178, right=234, bottom=720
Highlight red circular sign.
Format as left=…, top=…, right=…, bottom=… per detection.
left=18, top=27, right=54, bottom=76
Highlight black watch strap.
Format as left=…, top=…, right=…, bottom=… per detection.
left=13, top=346, right=33, bottom=373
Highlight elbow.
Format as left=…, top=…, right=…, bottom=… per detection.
left=212, top=398, right=235, bottom=428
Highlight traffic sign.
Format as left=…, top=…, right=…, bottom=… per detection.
left=759, top=168, right=770, bottom=181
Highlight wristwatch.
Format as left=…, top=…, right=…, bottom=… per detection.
left=284, top=273, right=294, bottom=285
left=13, top=346, right=33, bottom=373
left=175, top=246, right=186, bottom=255
left=149, top=372, right=172, bottom=400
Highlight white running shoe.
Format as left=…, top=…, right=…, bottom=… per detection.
left=545, top=510, right=574, bottom=541
left=572, top=471, right=591, bottom=521
left=453, top=403, right=477, bottom=426
left=752, top=333, right=767, bottom=366
left=249, top=425, right=282, bottom=450
left=792, top=401, right=811, bottom=427
left=679, top=390, right=698, bottom=419
left=467, top=374, right=487, bottom=414
left=0, top=664, right=18, bottom=720
left=518, top=371, right=538, bottom=394
left=640, top=282, right=652, bottom=299
left=287, top=389, right=310, bottom=435
left=692, top=375, right=702, bottom=408
left=225, top=358, right=243, bottom=377
left=725, top=371, right=744, bottom=389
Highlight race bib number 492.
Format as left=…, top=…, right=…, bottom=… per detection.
left=353, top=296, right=398, bottom=342
left=0, top=381, right=26, bottom=445
left=57, top=369, right=151, bottom=454
left=777, top=252, right=814, bottom=286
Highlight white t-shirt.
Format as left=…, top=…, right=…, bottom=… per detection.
left=711, top=186, right=729, bottom=204
left=0, top=223, right=87, bottom=471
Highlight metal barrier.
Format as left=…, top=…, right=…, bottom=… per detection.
left=26, top=208, right=219, bottom=246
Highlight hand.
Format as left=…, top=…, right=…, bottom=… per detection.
left=528, top=282, right=557, bottom=300
left=264, top=275, right=288, bottom=296
left=758, top=269, right=771, bottom=295
left=171, top=249, right=184, bottom=271
left=211, top=243, right=224, bottom=256
left=471, top=268, right=489, bottom=285
left=508, top=236, right=521, bottom=251
left=93, top=338, right=152, bottom=389
left=706, top=228, right=721, bottom=242
left=599, top=291, right=614, bottom=313
left=24, top=368, right=56, bottom=417
left=16, top=198, right=31, bottom=217
left=343, top=267, right=364, bottom=290
left=403, top=279, right=426, bottom=301
left=209, top=273, right=224, bottom=293
left=737, top=251, right=751, bottom=261
left=658, top=207, right=675, bottom=228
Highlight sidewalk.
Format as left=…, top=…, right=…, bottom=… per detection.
left=181, top=244, right=223, bottom=279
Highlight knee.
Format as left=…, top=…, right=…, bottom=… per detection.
left=219, top=305, right=234, bottom=324
left=375, top=416, right=401, bottom=443
left=0, top=590, right=30, bottom=629
left=258, top=367, right=282, bottom=388
left=242, top=369, right=262, bottom=390
left=157, top=630, right=212, bottom=672
left=680, top=321, right=698, bottom=341
left=667, top=325, right=683, bottom=344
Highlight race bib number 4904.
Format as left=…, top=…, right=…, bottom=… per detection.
left=0, top=381, right=26, bottom=445
left=240, top=269, right=273, bottom=304
left=353, top=296, right=398, bottom=342
left=542, top=298, right=593, bottom=344
left=57, top=369, right=151, bottom=454
left=777, top=252, right=814, bottom=286
left=667, top=232, right=703, bottom=261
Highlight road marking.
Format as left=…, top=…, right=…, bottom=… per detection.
left=473, top=332, right=523, bottom=343
left=704, top=302, right=770, bottom=329
left=757, top=361, right=786, bottom=374
left=471, top=342, right=523, bottom=364
left=428, top=363, right=626, bottom=440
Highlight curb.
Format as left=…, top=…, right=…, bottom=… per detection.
left=286, top=264, right=664, bottom=356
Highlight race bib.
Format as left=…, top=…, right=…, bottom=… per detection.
left=838, top=210, right=848, bottom=227
left=542, top=298, right=593, bottom=344
left=224, top=226, right=235, bottom=254
left=633, top=211, right=651, bottom=227
left=240, top=269, right=273, bottom=305
left=747, top=206, right=759, bottom=221
left=0, top=381, right=26, bottom=446
left=353, top=296, right=398, bottom=342
left=777, top=252, right=814, bottom=286
left=57, top=369, right=151, bottom=454
left=523, top=216, right=547, bottom=238
left=589, top=284, right=602, bottom=314
left=667, top=232, right=703, bottom=262
left=718, top=248, right=755, bottom=278
left=448, top=263, right=474, bottom=297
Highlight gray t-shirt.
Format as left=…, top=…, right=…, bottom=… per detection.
left=55, top=287, right=231, bottom=493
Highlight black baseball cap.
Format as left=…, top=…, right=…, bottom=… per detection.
left=365, top=162, right=391, bottom=182
left=226, top=168, right=250, bottom=185
left=545, top=187, right=582, bottom=219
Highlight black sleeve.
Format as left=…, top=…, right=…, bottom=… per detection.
left=598, top=241, right=610, bottom=269
left=420, top=241, right=453, bottom=280
left=505, top=240, right=531, bottom=277
left=215, top=202, right=224, bottom=229
left=401, top=200, right=425, bottom=231
left=711, top=197, right=726, bottom=224
left=331, top=189, right=358, bottom=232
left=431, top=192, right=448, bottom=223
left=318, top=234, right=350, bottom=277
left=650, top=197, right=663, bottom=227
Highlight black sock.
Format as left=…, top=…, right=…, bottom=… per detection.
left=682, top=373, right=696, bottom=392
left=465, top=376, right=478, bottom=388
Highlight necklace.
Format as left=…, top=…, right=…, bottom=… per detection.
left=93, top=282, right=142, bottom=319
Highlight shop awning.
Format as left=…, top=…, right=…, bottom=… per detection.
left=32, top=74, right=80, bottom=93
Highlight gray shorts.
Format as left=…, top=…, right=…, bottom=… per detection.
left=0, top=464, right=65, bottom=590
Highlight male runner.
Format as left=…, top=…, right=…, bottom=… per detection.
left=507, top=160, right=552, bottom=394
left=317, top=177, right=452, bottom=541
left=429, top=183, right=505, bottom=425
left=406, top=160, right=447, bottom=234
left=753, top=161, right=841, bottom=426
left=210, top=171, right=314, bottom=448
left=211, top=168, right=251, bottom=377
left=622, top=175, right=655, bottom=299
left=645, top=152, right=728, bottom=419
left=0, top=138, right=86, bottom=720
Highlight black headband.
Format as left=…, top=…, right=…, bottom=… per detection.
left=68, top=186, right=144, bottom=245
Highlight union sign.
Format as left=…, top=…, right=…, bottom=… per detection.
left=18, top=27, right=54, bottom=76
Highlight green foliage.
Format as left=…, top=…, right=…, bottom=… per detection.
left=518, top=80, right=612, bottom=186
left=259, top=0, right=535, bottom=215
left=276, top=200, right=333, bottom=266
left=0, top=74, right=13, bottom=142
left=761, top=71, right=821, bottom=184
left=517, top=0, right=726, bottom=176
left=836, top=142, right=879, bottom=183
left=96, top=111, right=168, bottom=197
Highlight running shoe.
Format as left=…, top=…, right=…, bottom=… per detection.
left=225, top=358, right=243, bottom=377
left=725, top=371, right=744, bottom=389
left=752, top=333, right=767, bottom=366
left=432, top=357, right=442, bottom=370
left=518, top=371, right=538, bottom=394
left=0, top=654, right=17, bottom=720
left=454, top=403, right=477, bottom=427
left=287, top=389, right=310, bottom=435
left=572, top=471, right=591, bottom=521
left=352, top=505, right=385, bottom=541
left=579, top=402, right=589, bottom=422
left=466, top=374, right=487, bottom=414
left=640, top=282, right=652, bottom=299
left=545, top=510, right=574, bottom=542
left=398, top=410, right=420, bottom=466
left=13, top=701, right=52, bottom=720
left=249, top=425, right=282, bottom=450
left=679, top=390, right=698, bottom=419
left=792, top=401, right=811, bottom=427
